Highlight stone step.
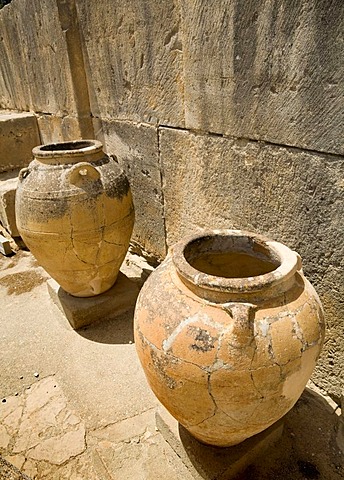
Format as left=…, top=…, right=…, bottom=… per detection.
left=0, top=111, right=40, bottom=173
left=0, top=170, right=19, bottom=237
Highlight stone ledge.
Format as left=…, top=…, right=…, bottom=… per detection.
left=156, top=405, right=284, bottom=480
left=47, top=273, right=139, bottom=330
left=0, top=171, right=19, bottom=237
left=0, top=111, right=40, bottom=173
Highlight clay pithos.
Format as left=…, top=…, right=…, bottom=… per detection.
left=16, top=140, right=134, bottom=297
left=134, top=229, right=325, bottom=447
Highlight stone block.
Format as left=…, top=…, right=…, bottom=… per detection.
left=0, top=1, right=78, bottom=115
left=36, top=114, right=85, bottom=144
left=47, top=273, right=139, bottom=330
left=159, top=126, right=344, bottom=400
left=181, top=1, right=344, bottom=155
left=0, top=112, right=40, bottom=173
left=76, top=0, right=184, bottom=127
left=0, top=171, right=19, bottom=237
left=102, top=120, right=166, bottom=260
left=156, top=405, right=284, bottom=480
left=0, top=235, right=11, bottom=256
left=0, top=0, right=95, bottom=143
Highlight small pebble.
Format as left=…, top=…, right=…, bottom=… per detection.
left=1, top=398, right=6, bottom=403
left=27, top=386, right=30, bottom=390
left=19, top=376, right=23, bottom=380
left=34, top=372, right=39, bottom=378
left=129, top=340, right=133, bottom=344
left=14, top=393, right=18, bottom=396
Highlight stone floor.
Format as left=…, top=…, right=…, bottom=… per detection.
left=0, top=243, right=343, bottom=479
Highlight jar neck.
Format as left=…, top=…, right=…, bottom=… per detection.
left=174, top=268, right=298, bottom=304
left=171, top=229, right=302, bottom=304
left=32, top=140, right=105, bottom=165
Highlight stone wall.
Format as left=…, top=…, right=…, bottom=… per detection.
left=0, top=0, right=343, bottom=401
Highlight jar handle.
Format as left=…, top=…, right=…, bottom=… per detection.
left=18, top=167, right=30, bottom=182
left=221, top=302, right=257, bottom=347
left=67, top=162, right=100, bottom=186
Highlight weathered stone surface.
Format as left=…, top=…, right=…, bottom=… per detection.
left=86, top=431, right=194, bottom=480
left=159, top=127, right=344, bottom=400
left=76, top=0, right=184, bottom=126
left=47, top=272, right=139, bottom=330
left=0, top=377, right=86, bottom=472
left=0, top=171, right=19, bottom=237
left=36, top=114, right=84, bottom=144
left=0, top=1, right=76, bottom=115
left=182, top=0, right=344, bottom=155
left=0, top=112, right=40, bottom=173
left=102, top=120, right=166, bottom=260
left=0, top=1, right=94, bottom=139
left=88, top=409, right=156, bottom=445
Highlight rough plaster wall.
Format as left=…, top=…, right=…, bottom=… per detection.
left=0, top=0, right=343, bottom=400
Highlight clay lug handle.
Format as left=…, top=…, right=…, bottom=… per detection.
left=222, top=302, right=257, bottom=346
left=67, top=162, right=100, bottom=186
left=18, top=167, right=30, bottom=182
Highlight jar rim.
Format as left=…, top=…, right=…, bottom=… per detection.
left=171, top=229, right=300, bottom=294
left=33, top=140, right=103, bottom=158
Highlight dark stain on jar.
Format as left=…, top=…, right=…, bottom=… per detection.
left=106, top=171, right=130, bottom=200
left=190, top=328, right=216, bottom=352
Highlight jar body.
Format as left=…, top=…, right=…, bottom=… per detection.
left=134, top=230, right=325, bottom=447
left=16, top=140, right=134, bottom=297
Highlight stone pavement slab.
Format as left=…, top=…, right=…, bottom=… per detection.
left=0, top=377, right=86, bottom=474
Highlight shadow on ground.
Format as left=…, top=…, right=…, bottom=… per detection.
left=173, top=388, right=343, bottom=480
left=77, top=309, right=135, bottom=344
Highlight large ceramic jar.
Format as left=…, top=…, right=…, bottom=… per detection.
left=16, top=140, right=134, bottom=297
left=134, top=230, right=325, bottom=447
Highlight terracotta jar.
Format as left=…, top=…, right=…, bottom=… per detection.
left=134, top=229, right=325, bottom=447
left=16, top=140, right=134, bottom=297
